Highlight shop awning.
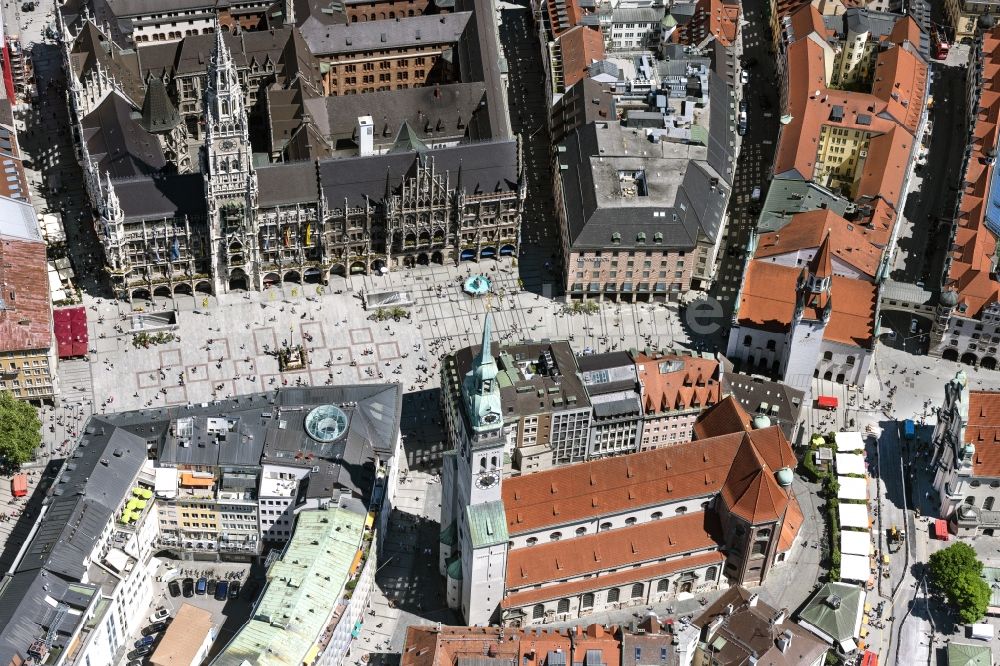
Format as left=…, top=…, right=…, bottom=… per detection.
left=841, top=530, right=871, bottom=556
left=839, top=503, right=870, bottom=529
left=840, top=554, right=871, bottom=582
left=835, top=432, right=865, bottom=452
left=365, top=512, right=376, bottom=530
left=838, top=476, right=868, bottom=501
left=934, top=519, right=950, bottom=540
left=817, top=395, right=838, bottom=409
left=836, top=453, right=867, bottom=476
left=350, top=550, right=364, bottom=576
left=132, top=487, right=153, bottom=499
left=180, top=473, right=214, bottom=487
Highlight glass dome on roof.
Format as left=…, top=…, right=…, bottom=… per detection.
left=305, top=404, right=349, bottom=442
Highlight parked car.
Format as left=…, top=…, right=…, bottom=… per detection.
left=182, top=578, right=194, bottom=597
left=149, top=608, right=169, bottom=623
left=168, top=580, right=181, bottom=598
left=207, top=579, right=218, bottom=596
left=228, top=581, right=241, bottom=599
left=142, top=620, right=169, bottom=636
left=128, top=646, right=152, bottom=660
left=196, top=577, right=207, bottom=595
left=134, top=635, right=156, bottom=649
left=215, top=581, right=229, bottom=601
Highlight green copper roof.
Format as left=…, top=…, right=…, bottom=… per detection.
left=440, top=520, right=458, bottom=546
left=798, top=582, right=864, bottom=641
left=661, top=13, right=677, bottom=27
left=447, top=557, right=463, bottom=580
left=466, top=501, right=509, bottom=548
left=390, top=120, right=429, bottom=154
left=948, top=643, right=991, bottom=666
left=690, top=124, right=709, bottom=146
left=213, top=507, right=366, bottom=666
left=463, top=314, right=503, bottom=432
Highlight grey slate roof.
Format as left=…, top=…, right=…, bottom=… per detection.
left=140, top=77, right=181, bottom=133
left=756, top=177, right=850, bottom=234
left=318, top=139, right=518, bottom=208
left=611, top=7, right=664, bottom=24
left=113, top=173, right=206, bottom=221
left=301, top=12, right=471, bottom=56
left=720, top=367, right=803, bottom=441
left=301, top=82, right=487, bottom=148
left=453, top=0, right=509, bottom=140
left=257, top=160, right=320, bottom=206
left=556, top=122, right=729, bottom=251
left=81, top=93, right=167, bottom=180
left=0, top=415, right=148, bottom=663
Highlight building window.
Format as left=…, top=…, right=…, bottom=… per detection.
left=651, top=511, right=663, bottom=520
left=675, top=506, right=687, bottom=515
left=550, top=531, right=562, bottom=541
left=532, top=604, right=545, bottom=619
left=625, top=517, right=637, bottom=526
left=607, top=588, right=620, bottom=603
left=557, top=598, right=570, bottom=614
left=600, top=522, right=612, bottom=531
left=630, top=583, right=644, bottom=599
left=575, top=527, right=587, bottom=536
left=823, top=351, right=833, bottom=361
left=526, top=537, right=537, bottom=546
left=657, top=579, right=669, bottom=593
left=846, top=355, right=856, bottom=366
left=985, top=497, right=996, bottom=510
left=581, top=593, right=594, bottom=610
left=743, top=335, right=752, bottom=347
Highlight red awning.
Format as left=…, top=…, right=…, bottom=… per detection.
left=817, top=395, right=839, bottom=409
left=934, top=519, right=949, bottom=540
left=53, top=306, right=89, bottom=358
left=861, top=651, right=878, bottom=666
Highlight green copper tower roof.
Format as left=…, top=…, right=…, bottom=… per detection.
left=463, top=313, right=503, bottom=432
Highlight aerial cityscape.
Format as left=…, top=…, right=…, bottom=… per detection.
left=0, top=0, right=998, bottom=662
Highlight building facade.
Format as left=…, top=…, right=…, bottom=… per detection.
left=931, top=371, right=1000, bottom=537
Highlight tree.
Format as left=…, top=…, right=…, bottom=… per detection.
left=950, top=569, right=991, bottom=624
left=0, top=391, right=41, bottom=469
left=930, top=542, right=983, bottom=591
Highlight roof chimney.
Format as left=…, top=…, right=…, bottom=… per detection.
left=357, top=115, right=374, bottom=156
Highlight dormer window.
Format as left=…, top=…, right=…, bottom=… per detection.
left=612, top=232, right=621, bottom=244
left=636, top=232, right=646, bottom=243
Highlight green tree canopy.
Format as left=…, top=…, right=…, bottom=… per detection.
left=929, top=542, right=982, bottom=591
left=950, top=569, right=991, bottom=624
left=0, top=391, right=41, bottom=469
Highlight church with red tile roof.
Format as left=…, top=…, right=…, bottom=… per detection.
left=440, top=318, right=805, bottom=626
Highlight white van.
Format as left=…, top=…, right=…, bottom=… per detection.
left=970, top=623, right=994, bottom=641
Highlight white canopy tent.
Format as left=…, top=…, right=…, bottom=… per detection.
left=837, top=476, right=868, bottom=501
left=839, top=503, right=869, bottom=529
left=835, top=453, right=866, bottom=476
left=840, top=554, right=871, bottom=583
left=840, top=530, right=871, bottom=556
left=835, top=431, right=865, bottom=453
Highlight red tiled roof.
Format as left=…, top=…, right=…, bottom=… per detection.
left=753, top=209, right=884, bottom=278
left=778, top=496, right=803, bottom=552
left=775, top=8, right=927, bottom=216
left=945, top=27, right=1000, bottom=317
left=693, top=395, right=751, bottom=439
left=558, top=26, right=605, bottom=90
left=0, top=235, right=51, bottom=353
left=506, top=512, right=720, bottom=589
left=720, top=437, right=789, bottom=523
left=886, top=15, right=922, bottom=48
left=403, top=624, right=624, bottom=666
left=965, top=391, right=1000, bottom=477
left=502, top=427, right=795, bottom=534
left=736, top=261, right=878, bottom=347
left=634, top=353, right=721, bottom=415
left=501, top=551, right=725, bottom=609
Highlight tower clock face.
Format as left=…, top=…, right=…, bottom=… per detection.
left=476, top=472, right=499, bottom=489
left=221, top=140, right=235, bottom=151
left=482, top=412, right=500, bottom=425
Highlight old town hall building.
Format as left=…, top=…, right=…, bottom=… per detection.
left=439, top=317, right=804, bottom=626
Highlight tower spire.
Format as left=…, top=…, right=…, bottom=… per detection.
left=477, top=308, right=494, bottom=370
left=808, top=230, right=833, bottom=286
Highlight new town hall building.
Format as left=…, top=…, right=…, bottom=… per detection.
left=60, top=1, right=522, bottom=300
left=439, top=317, right=805, bottom=626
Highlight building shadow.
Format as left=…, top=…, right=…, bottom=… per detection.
left=0, top=459, right=63, bottom=573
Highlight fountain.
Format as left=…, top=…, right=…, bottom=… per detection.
left=463, top=274, right=492, bottom=296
